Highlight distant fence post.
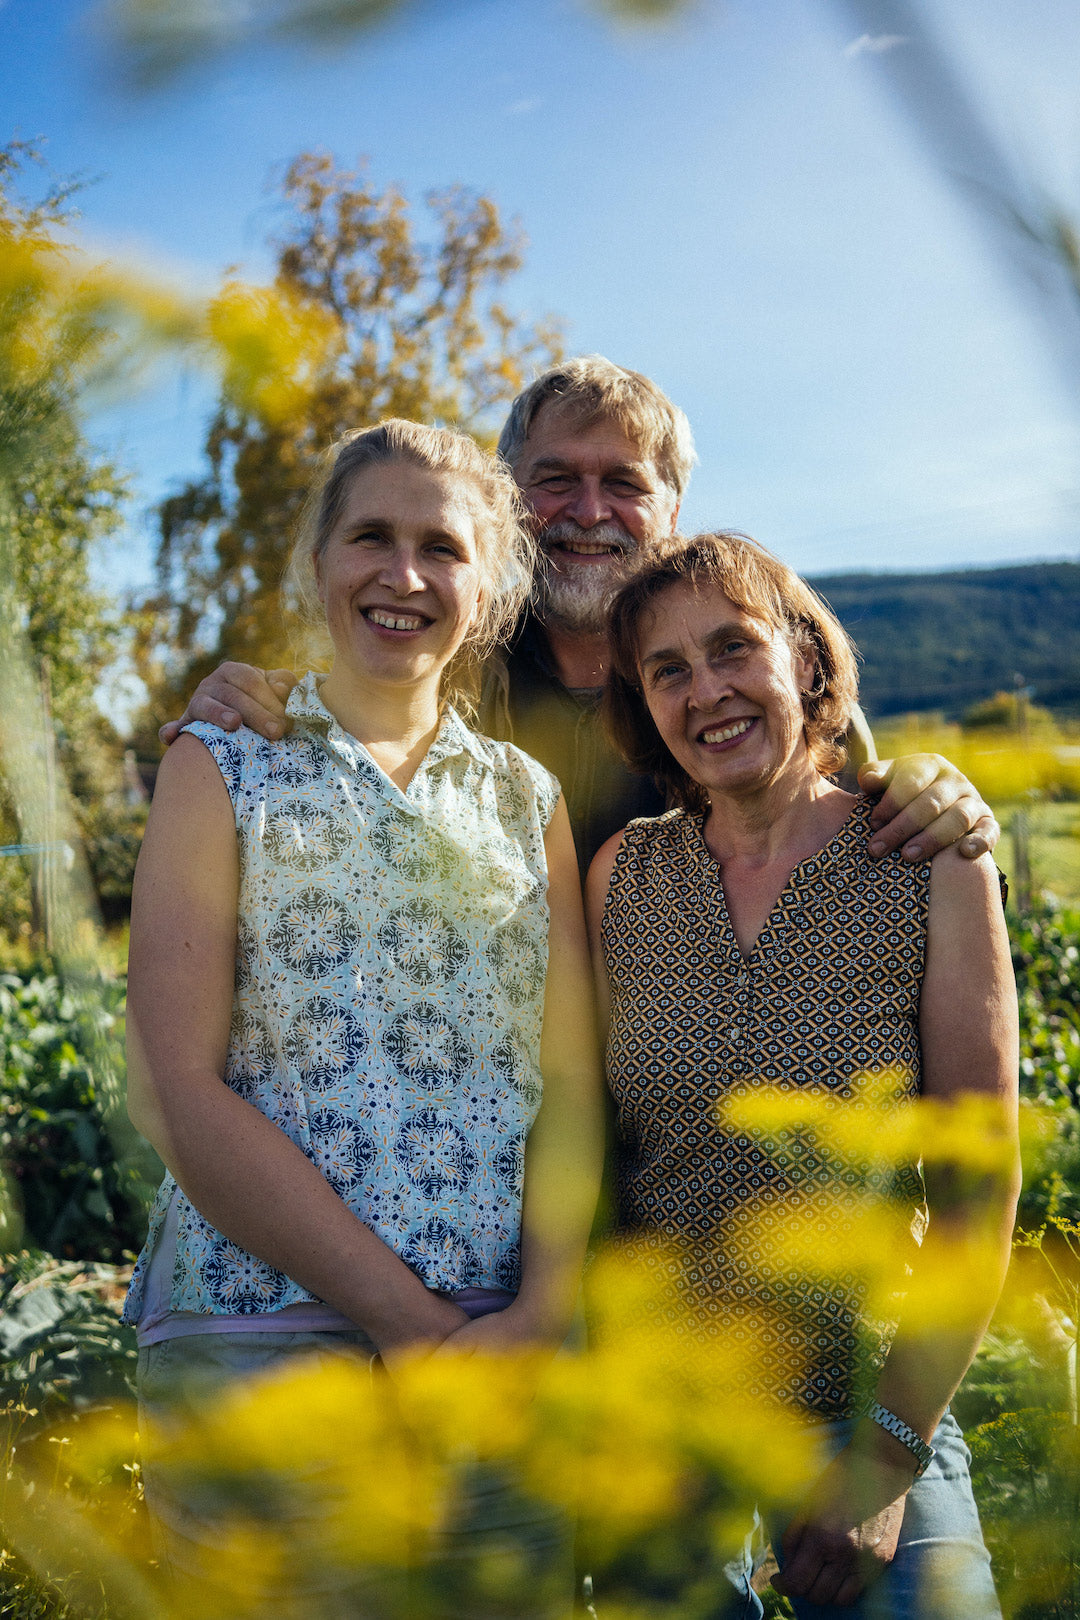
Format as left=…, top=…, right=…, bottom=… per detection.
left=1011, top=807, right=1033, bottom=915
left=1010, top=673, right=1035, bottom=914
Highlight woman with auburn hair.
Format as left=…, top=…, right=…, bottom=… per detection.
left=586, top=531, right=1019, bottom=1619
left=124, top=419, right=604, bottom=1618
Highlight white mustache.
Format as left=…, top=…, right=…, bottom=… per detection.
left=539, top=522, right=636, bottom=557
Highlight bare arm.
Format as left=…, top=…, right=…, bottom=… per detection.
left=867, top=849, right=1020, bottom=1438
left=127, top=734, right=467, bottom=1353
left=776, top=851, right=1020, bottom=1607
left=584, top=828, right=626, bottom=1037
left=157, top=663, right=298, bottom=746
left=443, top=798, right=606, bottom=1352
left=859, top=755, right=1000, bottom=863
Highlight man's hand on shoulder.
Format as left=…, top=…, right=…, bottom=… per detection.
left=158, top=664, right=298, bottom=747
left=858, top=755, right=1000, bottom=864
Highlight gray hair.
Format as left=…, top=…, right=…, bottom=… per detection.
left=497, top=355, right=697, bottom=501
left=285, top=420, right=535, bottom=705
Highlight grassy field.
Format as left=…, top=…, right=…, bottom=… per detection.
left=996, top=798, right=1080, bottom=908
left=871, top=713, right=1080, bottom=909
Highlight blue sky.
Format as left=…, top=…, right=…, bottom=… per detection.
left=5, top=0, right=1080, bottom=600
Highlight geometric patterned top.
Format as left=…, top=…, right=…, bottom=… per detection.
left=123, top=673, right=560, bottom=1324
left=601, top=796, right=929, bottom=1419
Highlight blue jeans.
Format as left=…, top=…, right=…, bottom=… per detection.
left=728, top=1411, right=1000, bottom=1620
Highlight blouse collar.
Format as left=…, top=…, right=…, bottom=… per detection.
left=285, top=671, right=489, bottom=783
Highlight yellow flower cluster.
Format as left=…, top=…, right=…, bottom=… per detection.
left=2, top=1062, right=1077, bottom=1615
left=0, top=222, right=339, bottom=425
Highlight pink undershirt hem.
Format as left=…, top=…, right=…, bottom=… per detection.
left=136, top=1193, right=514, bottom=1348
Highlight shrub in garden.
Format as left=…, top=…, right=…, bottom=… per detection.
left=957, top=902, right=1080, bottom=1617
left=963, top=1243, right=1080, bottom=1620
left=0, top=1251, right=137, bottom=1424
left=79, top=799, right=149, bottom=927
left=0, top=965, right=158, bottom=1263
left=1013, top=908, right=1080, bottom=1027
left=1, top=961, right=148, bottom=1617
left=2, top=1383, right=146, bottom=1620
left=1013, top=906, right=1080, bottom=1112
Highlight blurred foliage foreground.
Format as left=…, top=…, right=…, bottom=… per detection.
left=0, top=908, right=1080, bottom=1617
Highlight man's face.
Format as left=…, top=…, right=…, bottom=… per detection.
left=513, top=405, right=681, bottom=633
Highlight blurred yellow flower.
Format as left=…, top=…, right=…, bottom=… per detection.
left=875, top=722, right=1080, bottom=802
left=1, top=215, right=340, bottom=425
left=206, top=280, right=341, bottom=423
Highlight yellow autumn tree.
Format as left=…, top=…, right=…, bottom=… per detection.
left=135, top=152, right=561, bottom=723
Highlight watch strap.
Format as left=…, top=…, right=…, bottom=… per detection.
left=864, top=1402, right=936, bottom=1477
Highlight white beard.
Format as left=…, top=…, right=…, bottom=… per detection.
left=536, top=522, right=639, bottom=633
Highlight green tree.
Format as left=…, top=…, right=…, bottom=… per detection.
left=962, top=689, right=1058, bottom=737
left=0, top=143, right=138, bottom=936
left=137, top=152, right=560, bottom=716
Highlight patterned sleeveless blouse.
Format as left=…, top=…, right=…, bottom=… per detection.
left=124, top=674, right=560, bottom=1325
left=601, top=796, right=929, bottom=1420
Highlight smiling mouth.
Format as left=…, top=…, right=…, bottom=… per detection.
left=700, top=718, right=755, bottom=745
left=551, top=539, right=625, bottom=558
left=363, top=607, right=431, bottom=633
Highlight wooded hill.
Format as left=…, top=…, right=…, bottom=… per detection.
left=807, top=560, right=1080, bottom=720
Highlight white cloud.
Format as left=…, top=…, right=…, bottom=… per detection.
left=504, top=98, right=542, bottom=116
left=843, top=33, right=909, bottom=59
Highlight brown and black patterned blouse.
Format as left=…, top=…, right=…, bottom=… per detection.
left=601, top=795, right=929, bottom=1420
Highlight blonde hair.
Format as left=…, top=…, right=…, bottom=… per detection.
left=285, top=420, right=535, bottom=708
left=497, top=355, right=696, bottom=501
left=604, top=531, right=860, bottom=810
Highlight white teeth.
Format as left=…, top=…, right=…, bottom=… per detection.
left=366, top=609, right=426, bottom=631
left=560, top=542, right=616, bottom=556
left=702, top=719, right=754, bottom=744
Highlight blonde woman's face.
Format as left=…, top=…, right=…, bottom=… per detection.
left=316, top=459, right=486, bottom=694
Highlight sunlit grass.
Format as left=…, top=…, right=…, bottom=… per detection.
left=998, top=798, right=1080, bottom=907
left=873, top=715, right=1080, bottom=906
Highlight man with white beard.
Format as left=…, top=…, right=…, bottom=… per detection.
left=163, top=356, right=997, bottom=868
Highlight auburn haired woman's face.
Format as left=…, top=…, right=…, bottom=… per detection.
left=635, top=579, right=815, bottom=800
left=316, top=459, right=486, bottom=693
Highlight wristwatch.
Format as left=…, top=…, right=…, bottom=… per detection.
left=864, top=1402, right=936, bottom=1477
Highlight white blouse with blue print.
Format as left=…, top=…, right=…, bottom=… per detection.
left=123, top=673, right=561, bottom=1325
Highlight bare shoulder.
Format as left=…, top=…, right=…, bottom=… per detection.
left=139, top=734, right=237, bottom=879
left=585, top=828, right=627, bottom=934
left=157, top=728, right=227, bottom=779
left=920, top=849, right=1017, bottom=1103
left=150, top=730, right=234, bottom=813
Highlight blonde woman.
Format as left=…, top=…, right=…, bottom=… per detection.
left=124, top=421, right=604, bottom=1618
